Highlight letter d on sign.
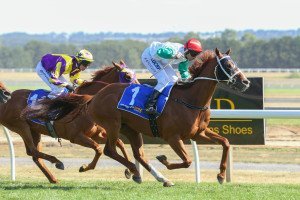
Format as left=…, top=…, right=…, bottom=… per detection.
left=214, top=98, right=235, bottom=109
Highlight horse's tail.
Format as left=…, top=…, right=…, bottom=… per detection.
left=21, top=93, right=92, bottom=121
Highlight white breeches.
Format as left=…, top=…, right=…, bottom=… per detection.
left=141, top=49, right=178, bottom=92
left=35, top=61, right=68, bottom=99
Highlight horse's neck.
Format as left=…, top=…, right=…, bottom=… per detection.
left=183, top=79, right=217, bottom=107
left=77, top=81, right=108, bottom=95
left=95, top=69, right=118, bottom=83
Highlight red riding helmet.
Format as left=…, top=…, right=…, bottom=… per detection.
left=184, top=38, right=202, bottom=53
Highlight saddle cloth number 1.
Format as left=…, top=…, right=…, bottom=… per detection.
left=129, top=86, right=140, bottom=106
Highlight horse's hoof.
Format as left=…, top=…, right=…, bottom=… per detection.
left=79, top=164, right=87, bottom=172
left=156, top=155, right=167, bottom=163
left=217, top=174, right=225, bottom=184
left=132, top=175, right=142, bottom=184
left=50, top=179, right=59, bottom=184
left=124, top=169, right=132, bottom=179
left=55, top=162, right=64, bottom=170
left=163, top=181, right=174, bottom=187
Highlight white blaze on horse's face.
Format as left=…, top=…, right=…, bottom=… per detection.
left=215, top=55, right=250, bottom=92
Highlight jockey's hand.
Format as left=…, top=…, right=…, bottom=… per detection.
left=65, top=85, right=75, bottom=93
left=174, top=52, right=184, bottom=59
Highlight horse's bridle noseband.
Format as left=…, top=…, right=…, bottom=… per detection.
left=215, top=55, right=242, bottom=84
left=118, top=64, right=137, bottom=83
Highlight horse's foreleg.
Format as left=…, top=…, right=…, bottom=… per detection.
left=122, top=128, right=173, bottom=187
left=157, top=136, right=192, bottom=170
left=71, top=133, right=103, bottom=172
left=192, top=128, right=230, bottom=184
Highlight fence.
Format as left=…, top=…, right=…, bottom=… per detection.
left=2, top=109, right=300, bottom=182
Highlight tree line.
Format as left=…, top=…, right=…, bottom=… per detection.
left=0, top=30, right=299, bottom=69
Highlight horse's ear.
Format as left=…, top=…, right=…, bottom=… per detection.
left=215, top=48, right=221, bottom=57
left=112, top=61, right=122, bottom=70
left=120, top=60, right=125, bottom=66
left=225, top=49, right=231, bottom=55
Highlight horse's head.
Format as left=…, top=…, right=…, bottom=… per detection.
left=0, top=81, right=11, bottom=103
left=92, top=60, right=139, bottom=84
left=213, top=48, right=250, bottom=92
left=112, top=60, right=139, bottom=84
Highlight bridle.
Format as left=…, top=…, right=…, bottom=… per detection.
left=172, top=54, right=244, bottom=110
left=191, top=54, right=243, bottom=84
left=118, top=64, right=137, bottom=83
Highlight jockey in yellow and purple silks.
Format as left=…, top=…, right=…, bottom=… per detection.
left=35, top=49, right=94, bottom=99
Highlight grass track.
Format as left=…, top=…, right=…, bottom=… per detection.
left=0, top=180, right=299, bottom=200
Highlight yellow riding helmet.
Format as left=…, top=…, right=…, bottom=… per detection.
left=76, top=49, right=94, bottom=62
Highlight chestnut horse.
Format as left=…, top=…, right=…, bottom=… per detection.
left=0, top=60, right=138, bottom=183
left=25, top=49, right=250, bottom=186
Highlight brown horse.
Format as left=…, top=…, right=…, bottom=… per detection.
left=0, top=60, right=138, bottom=183
left=24, top=49, right=250, bottom=186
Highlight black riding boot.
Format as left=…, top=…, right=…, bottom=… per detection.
left=145, top=90, right=161, bottom=115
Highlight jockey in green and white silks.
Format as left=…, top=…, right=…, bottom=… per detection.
left=141, top=38, right=203, bottom=115
left=35, top=49, right=94, bottom=99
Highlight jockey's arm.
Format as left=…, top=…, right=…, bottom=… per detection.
left=49, top=62, right=68, bottom=87
left=156, top=46, right=174, bottom=59
left=178, top=60, right=191, bottom=80
left=70, top=71, right=84, bottom=86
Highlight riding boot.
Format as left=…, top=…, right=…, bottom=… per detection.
left=145, top=90, right=161, bottom=115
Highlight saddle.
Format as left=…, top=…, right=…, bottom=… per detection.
left=117, top=84, right=174, bottom=137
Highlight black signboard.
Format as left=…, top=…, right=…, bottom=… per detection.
left=135, top=78, right=265, bottom=145
left=209, top=77, right=265, bottom=145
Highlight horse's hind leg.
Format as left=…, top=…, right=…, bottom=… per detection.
left=91, top=132, right=132, bottom=179
left=16, top=124, right=64, bottom=170
left=116, top=138, right=132, bottom=179
left=121, top=125, right=173, bottom=187
left=25, top=132, right=58, bottom=183
left=102, top=123, right=140, bottom=183
left=156, top=135, right=193, bottom=170
left=192, top=128, right=230, bottom=184
left=70, top=133, right=103, bottom=172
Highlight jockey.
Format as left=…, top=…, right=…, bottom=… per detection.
left=141, top=38, right=202, bottom=115
left=36, top=49, right=94, bottom=99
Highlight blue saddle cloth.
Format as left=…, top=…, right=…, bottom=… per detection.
left=117, top=84, right=174, bottom=119
left=27, top=89, right=50, bottom=125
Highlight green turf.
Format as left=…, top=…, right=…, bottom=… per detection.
left=0, top=180, right=299, bottom=200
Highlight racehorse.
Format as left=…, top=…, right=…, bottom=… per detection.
left=94, top=49, right=250, bottom=185
left=21, top=48, right=250, bottom=186
left=0, top=60, right=138, bottom=183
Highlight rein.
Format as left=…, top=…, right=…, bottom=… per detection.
left=170, top=54, right=240, bottom=111
left=171, top=97, right=208, bottom=111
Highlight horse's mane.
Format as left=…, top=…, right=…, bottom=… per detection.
left=91, top=66, right=115, bottom=81
left=189, top=50, right=215, bottom=79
